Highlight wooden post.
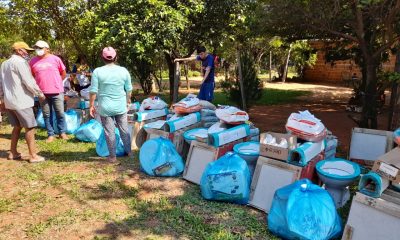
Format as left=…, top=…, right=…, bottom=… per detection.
left=237, top=50, right=247, bottom=111
left=282, top=45, right=292, bottom=83
left=269, top=50, right=272, bottom=82
left=173, top=62, right=180, bottom=103
left=184, top=63, right=190, bottom=90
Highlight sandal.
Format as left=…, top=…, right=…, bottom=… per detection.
left=29, top=155, right=45, bottom=163
left=7, top=153, right=22, bottom=160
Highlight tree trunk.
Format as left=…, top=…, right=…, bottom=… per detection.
left=173, top=62, right=180, bottom=103
left=269, top=51, right=272, bottom=81
left=164, top=52, right=175, bottom=102
left=184, top=63, right=190, bottom=90
left=388, top=49, right=400, bottom=130
left=360, top=59, right=378, bottom=129
left=282, top=46, right=292, bottom=83
left=237, top=50, right=247, bottom=111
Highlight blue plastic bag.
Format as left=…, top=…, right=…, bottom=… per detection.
left=35, top=109, right=46, bottom=129
left=139, top=137, right=184, bottom=177
left=52, top=109, right=81, bottom=134
left=200, top=152, right=251, bottom=204
left=394, top=128, right=400, bottom=145
left=75, top=119, right=103, bottom=142
left=36, top=109, right=80, bottom=134
left=268, top=179, right=342, bottom=240
left=96, top=128, right=126, bottom=157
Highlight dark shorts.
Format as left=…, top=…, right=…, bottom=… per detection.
left=7, top=108, right=37, bottom=128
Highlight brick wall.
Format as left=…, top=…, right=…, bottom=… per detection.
left=303, top=41, right=396, bottom=82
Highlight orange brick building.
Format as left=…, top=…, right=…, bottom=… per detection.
left=303, top=41, right=396, bottom=83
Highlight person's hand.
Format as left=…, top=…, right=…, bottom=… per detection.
left=38, top=94, right=46, bottom=102
left=89, top=105, right=96, bottom=118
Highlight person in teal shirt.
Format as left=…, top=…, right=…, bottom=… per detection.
left=89, top=46, right=133, bottom=163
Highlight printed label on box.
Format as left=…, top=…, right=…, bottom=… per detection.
left=378, top=162, right=399, bottom=178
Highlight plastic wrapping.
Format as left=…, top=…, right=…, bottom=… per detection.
left=80, top=88, right=90, bottom=100
left=207, top=122, right=228, bottom=135
left=286, top=110, right=327, bottom=142
left=74, top=119, right=103, bottom=142
left=135, top=108, right=169, bottom=122
left=52, top=109, right=81, bottom=134
left=199, top=100, right=216, bottom=110
left=208, top=124, right=250, bottom=147
left=139, top=96, right=168, bottom=112
left=96, top=128, right=126, bottom=157
left=35, top=108, right=46, bottom=129
left=358, top=171, right=390, bottom=198
left=128, top=102, right=141, bottom=112
left=139, top=137, right=184, bottom=177
left=200, top=109, right=216, bottom=117
left=233, top=142, right=260, bottom=177
left=200, top=152, right=251, bottom=204
left=165, top=112, right=201, bottom=132
left=394, top=128, right=400, bottom=145
left=173, top=96, right=202, bottom=114
left=215, top=106, right=249, bottom=125
left=203, top=122, right=218, bottom=128
left=201, top=116, right=219, bottom=123
left=268, top=179, right=342, bottom=240
left=183, top=128, right=208, bottom=144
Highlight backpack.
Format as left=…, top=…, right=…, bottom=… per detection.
left=213, top=55, right=220, bottom=68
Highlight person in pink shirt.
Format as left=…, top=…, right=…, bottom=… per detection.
left=29, top=40, right=67, bottom=142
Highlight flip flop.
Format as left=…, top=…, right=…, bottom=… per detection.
left=29, top=156, right=45, bottom=163
left=7, top=153, right=22, bottom=160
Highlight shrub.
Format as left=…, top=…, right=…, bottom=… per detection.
left=221, top=51, right=263, bottom=110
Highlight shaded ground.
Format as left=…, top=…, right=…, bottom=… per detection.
left=0, top=82, right=391, bottom=239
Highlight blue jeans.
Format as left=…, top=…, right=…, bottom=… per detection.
left=40, top=93, right=66, bottom=137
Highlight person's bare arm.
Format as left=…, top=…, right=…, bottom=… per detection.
left=202, top=66, right=211, bottom=84
left=89, top=93, right=97, bottom=118
left=174, top=56, right=197, bottom=62
left=61, top=70, right=66, bottom=80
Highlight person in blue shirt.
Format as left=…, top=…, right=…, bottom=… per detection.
left=175, top=46, right=215, bottom=101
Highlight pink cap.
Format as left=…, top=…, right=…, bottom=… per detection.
left=102, top=46, right=116, bottom=60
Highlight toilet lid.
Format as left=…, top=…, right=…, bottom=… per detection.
left=316, top=158, right=360, bottom=180
left=233, top=142, right=260, bottom=156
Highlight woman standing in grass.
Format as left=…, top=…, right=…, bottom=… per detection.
left=89, top=47, right=133, bottom=163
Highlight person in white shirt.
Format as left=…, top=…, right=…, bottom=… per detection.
left=0, top=42, right=46, bottom=163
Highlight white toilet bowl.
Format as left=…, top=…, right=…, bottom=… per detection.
left=316, top=158, right=360, bottom=208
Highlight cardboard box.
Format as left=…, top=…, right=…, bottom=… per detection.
left=372, top=147, right=400, bottom=184
left=128, top=116, right=166, bottom=150
left=66, top=97, right=80, bottom=110
left=208, top=124, right=250, bottom=147
left=259, top=132, right=297, bottom=161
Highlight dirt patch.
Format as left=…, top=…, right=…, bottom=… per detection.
left=249, top=82, right=389, bottom=154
